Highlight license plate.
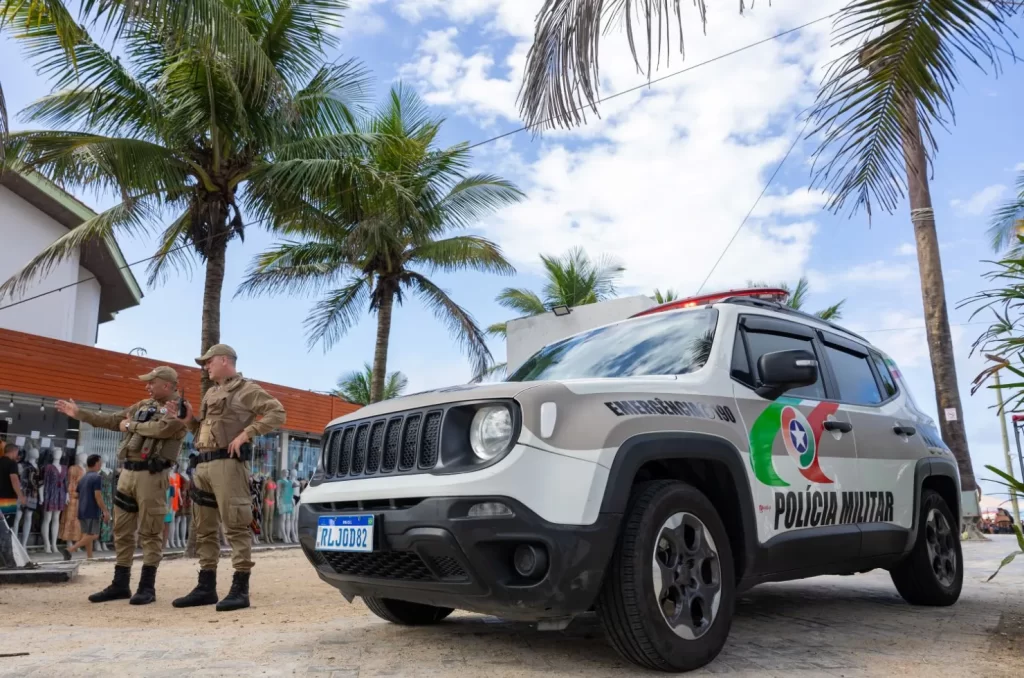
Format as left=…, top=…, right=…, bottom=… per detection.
left=315, top=515, right=374, bottom=553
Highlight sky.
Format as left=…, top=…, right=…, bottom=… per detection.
left=1, top=1, right=1023, bottom=496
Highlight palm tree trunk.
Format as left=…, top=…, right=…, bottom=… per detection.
left=901, top=99, right=977, bottom=494
left=370, top=290, right=395, bottom=403
left=199, top=237, right=227, bottom=398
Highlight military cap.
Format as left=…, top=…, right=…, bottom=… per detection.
left=195, top=343, right=238, bottom=365
left=139, top=366, right=179, bottom=382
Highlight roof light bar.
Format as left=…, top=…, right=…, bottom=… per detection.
left=631, top=288, right=790, bottom=318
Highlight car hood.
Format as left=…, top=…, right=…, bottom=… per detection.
left=327, top=381, right=539, bottom=427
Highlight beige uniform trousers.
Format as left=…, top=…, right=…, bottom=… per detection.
left=114, top=469, right=169, bottom=568
left=193, top=458, right=254, bottom=572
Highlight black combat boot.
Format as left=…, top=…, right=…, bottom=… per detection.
left=216, top=570, right=251, bottom=612
left=88, top=564, right=132, bottom=603
left=129, top=565, right=158, bottom=605
left=172, top=569, right=219, bottom=608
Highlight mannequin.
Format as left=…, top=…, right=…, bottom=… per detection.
left=97, top=465, right=114, bottom=552
left=14, top=447, right=40, bottom=546
left=40, top=449, right=67, bottom=554
left=61, top=451, right=86, bottom=547
left=289, top=470, right=301, bottom=542
left=166, top=464, right=182, bottom=549
left=176, top=468, right=190, bottom=549
left=276, top=470, right=296, bottom=543
left=261, top=471, right=277, bottom=545
left=250, top=476, right=262, bottom=545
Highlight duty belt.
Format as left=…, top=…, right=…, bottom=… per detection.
left=196, top=446, right=251, bottom=464
left=122, top=459, right=171, bottom=472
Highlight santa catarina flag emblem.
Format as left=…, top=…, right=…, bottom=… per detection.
left=749, top=397, right=839, bottom=487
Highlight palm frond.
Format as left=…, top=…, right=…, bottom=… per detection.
left=85, top=0, right=290, bottom=103
left=0, top=196, right=157, bottom=300
left=333, top=361, right=408, bottom=404
left=518, top=0, right=718, bottom=129
left=0, top=82, right=7, bottom=157
left=145, top=209, right=195, bottom=287
left=652, top=288, right=679, bottom=304
left=495, top=288, right=547, bottom=316
left=235, top=240, right=351, bottom=299
left=256, top=0, right=343, bottom=84
left=988, top=171, right=1024, bottom=254
left=787, top=277, right=810, bottom=310
left=406, top=271, right=494, bottom=379
left=10, top=130, right=189, bottom=198
left=486, top=321, right=508, bottom=339
left=815, top=300, right=846, bottom=321
left=808, top=0, right=1016, bottom=217
left=408, top=235, right=516, bottom=276
left=431, top=173, right=526, bottom=231
left=303, top=275, right=373, bottom=351
left=293, top=59, right=372, bottom=136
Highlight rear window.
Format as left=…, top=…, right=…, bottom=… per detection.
left=507, top=309, right=719, bottom=382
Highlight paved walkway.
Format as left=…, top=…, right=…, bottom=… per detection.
left=1, top=536, right=1021, bottom=677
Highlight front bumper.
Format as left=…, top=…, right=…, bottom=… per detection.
left=298, top=496, right=621, bottom=621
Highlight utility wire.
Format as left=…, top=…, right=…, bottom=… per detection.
left=466, top=11, right=840, bottom=151
left=695, top=115, right=813, bottom=295
left=0, top=11, right=841, bottom=316
left=0, top=225, right=258, bottom=313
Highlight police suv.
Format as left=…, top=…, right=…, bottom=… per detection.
left=298, top=289, right=962, bottom=673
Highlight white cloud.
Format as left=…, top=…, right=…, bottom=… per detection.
left=807, top=260, right=915, bottom=295
left=339, top=0, right=387, bottom=35
left=895, top=242, right=916, bottom=256
left=950, top=184, right=1007, bottom=216
left=397, top=1, right=850, bottom=297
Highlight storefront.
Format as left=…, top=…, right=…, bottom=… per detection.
left=0, top=326, right=357, bottom=551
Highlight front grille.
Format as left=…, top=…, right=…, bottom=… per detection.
left=321, top=408, right=444, bottom=481
left=320, top=550, right=467, bottom=582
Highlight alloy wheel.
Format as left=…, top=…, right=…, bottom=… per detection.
left=925, top=507, right=957, bottom=588
left=651, top=511, right=722, bottom=640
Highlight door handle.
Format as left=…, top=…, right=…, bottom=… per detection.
left=893, top=425, right=917, bottom=437
left=823, top=420, right=852, bottom=433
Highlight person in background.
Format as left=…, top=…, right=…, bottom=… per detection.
left=0, top=442, right=24, bottom=527
left=59, top=455, right=109, bottom=560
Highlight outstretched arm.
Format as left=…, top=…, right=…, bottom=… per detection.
left=59, top=399, right=130, bottom=431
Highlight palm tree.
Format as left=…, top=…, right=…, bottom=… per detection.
left=747, top=277, right=846, bottom=321
left=988, top=171, right=1024, bottom=254
left=0, top=0, right=394, bottom=396
left=486, top=246, right=625, bottom=338
left=652, top=288, right=679, bottom=304
left=333, top=362, right=408, bottom=405
left=237, top=85, right=524, bottom=403
left=516, top=2, right=1021, bottom=493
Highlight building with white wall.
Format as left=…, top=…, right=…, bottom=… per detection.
left=0, top=169, right=142, bottom=344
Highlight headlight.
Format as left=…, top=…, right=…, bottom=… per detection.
left=469, top=405, right=513, bottom=460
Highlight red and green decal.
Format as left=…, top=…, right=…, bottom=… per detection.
left=749, top=397, right=839, bottom=487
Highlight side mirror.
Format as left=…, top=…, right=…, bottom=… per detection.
left=756, top=349, right=818, bottom=400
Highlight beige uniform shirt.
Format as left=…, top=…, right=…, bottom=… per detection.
left=190, top=374, right=286, bottom=451
left=76, top=396, right=187, bottom=463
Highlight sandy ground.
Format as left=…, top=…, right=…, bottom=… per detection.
left=1, top=537, right=1022, bottom=677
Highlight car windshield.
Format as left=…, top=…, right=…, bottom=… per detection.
left=507, top=309, right=719, bottom=382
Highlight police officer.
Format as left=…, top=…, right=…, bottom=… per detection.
left=55, top=366, right=186, bottom=605
left=172, top=344, right=286, bottom=612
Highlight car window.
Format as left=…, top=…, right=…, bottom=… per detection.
left=742, top=330, right=826, bottom=400
left=507, top=309, right=718, bottom=382
left=825, top=345, right=883, bottom=405
left=730, top=331, right=752, bottom=385
left=870, top=352, right=898, bottom=399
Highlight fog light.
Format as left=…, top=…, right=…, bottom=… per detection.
left=513, top=544, right=549, bottom=579
left=467, top=502, right=513, bottom=518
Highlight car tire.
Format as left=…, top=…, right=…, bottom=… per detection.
left=889, top=489, right=963, bottom=606
left=363, top=597, right=454, bottom=625
left=596, top=480, right=735, bottom=672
